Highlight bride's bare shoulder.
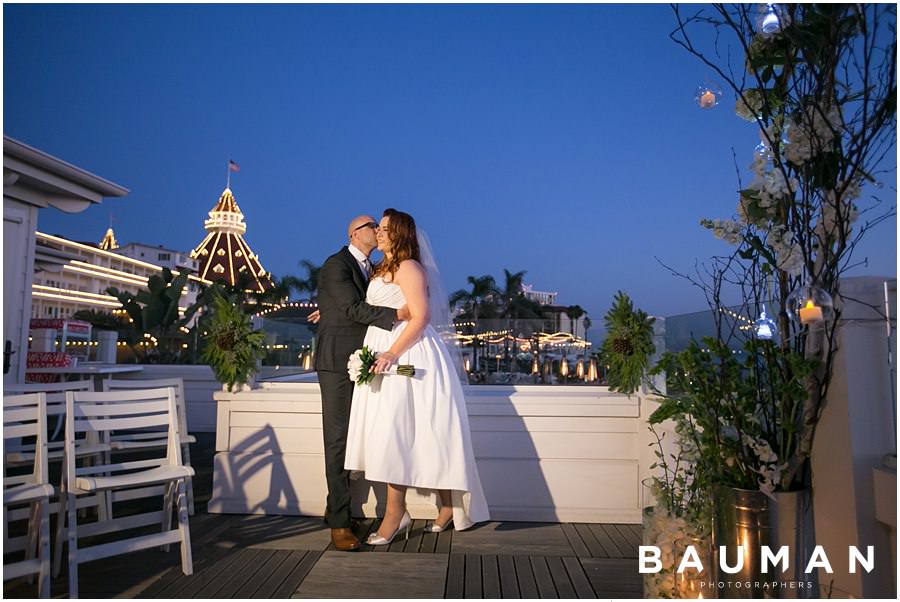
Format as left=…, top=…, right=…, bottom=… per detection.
left=395, top=259, right=425, bottom=281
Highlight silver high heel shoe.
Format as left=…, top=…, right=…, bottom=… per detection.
left=366, top=511, right=411, bottom=546
left=424, top=517, right=453, bottom=533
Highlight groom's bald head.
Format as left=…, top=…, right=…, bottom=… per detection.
left=348, top=214, right=379, bottom=254
left=348, top=215, right=376, bottom=240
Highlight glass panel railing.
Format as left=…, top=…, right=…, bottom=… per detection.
left=256, top=316, right=602, bottom=386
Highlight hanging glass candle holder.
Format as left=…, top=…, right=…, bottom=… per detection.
left=754, top=304, right=778, bottom=340
left=695, top=81, right=723, bottom=109
left=760, top=4, right=783, bottom=35
left=786, top=285, right=833, bottom=326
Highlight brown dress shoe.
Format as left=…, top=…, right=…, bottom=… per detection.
left=331, top=527, right=361, bottom=551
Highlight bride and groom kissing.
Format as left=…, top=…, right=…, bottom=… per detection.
left=312, top=209, right=489, bottom=551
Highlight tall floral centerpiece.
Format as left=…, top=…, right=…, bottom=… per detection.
left=646, top=4, right=896, bottom=598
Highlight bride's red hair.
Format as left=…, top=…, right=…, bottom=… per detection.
left=375, top=208, right=420, bottom=278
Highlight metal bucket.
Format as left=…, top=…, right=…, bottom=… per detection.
left=713, top=487, right=816, bottom=599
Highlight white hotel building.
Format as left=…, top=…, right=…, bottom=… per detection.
left=31, top=231, right=206, bottom=320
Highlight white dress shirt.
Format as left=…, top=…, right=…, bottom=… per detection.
left=347, top=244, right=371, bottom=280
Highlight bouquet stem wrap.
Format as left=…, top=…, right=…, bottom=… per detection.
left=348, top=345, right=415, bottom=386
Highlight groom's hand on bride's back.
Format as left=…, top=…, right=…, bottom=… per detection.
left=397, top=305, right=411, bottom=321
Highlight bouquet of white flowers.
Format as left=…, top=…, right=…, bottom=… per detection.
left=347, top=345, right=415, bottom=386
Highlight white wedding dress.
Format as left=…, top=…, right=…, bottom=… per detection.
left=344, top=276, right=490, bottom=530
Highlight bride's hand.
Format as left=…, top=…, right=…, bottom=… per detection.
left=373, top=351, right=398, bottom=373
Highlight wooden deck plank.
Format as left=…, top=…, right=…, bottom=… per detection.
left=561, top=523, right=592, bottom=557
left=498, top=555, right=520, bottom=599
left=273, top=549, right=321, bottom=598
left=587, top=524, right=622, bottom=558
left=547, top=556, right=577, bottom=599
left=573, top=523, right=610, bottom=558
left=601, top=524, right=634, bottom=557
left=530, top=556, right=558, bottom=598
left=199, top=548, right=270, bottom=597
left=420, top=527, right=439, bottom=554
left=513, top=555, right=539, bottom=599
left=293, top=551, right=446, bottom=598
left=232, top=549, right=293, bottom=598
left=612, top=523, right=642, bottom=551
left=138, top=545, right=227, bottom=599
left=562, top=556, right=597, bottom=599
left=445, top=553, right=465, bottom=598
left=464, top=554, right=482, bottom=598
left=451, top=522, right=573, bottom=557
left=251, top=550, right=308, bottom=599
left=402, top=519, right=426, bottom=553
left=434, top=528, right=452, bottom=555
left=482, top=554, right=501, bottom=599
left=580, top=558, right=642, bottom=596
left=162, top=544, right=248, bottom=599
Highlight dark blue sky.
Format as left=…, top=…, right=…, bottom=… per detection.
left=4, top=3, right=896, bottom=327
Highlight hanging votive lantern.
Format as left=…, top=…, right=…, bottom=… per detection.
left=754, top=304, right=777, bottom=340
left=576, top=359, right=585, bottom=379
left=695, top=81, right=723, bottom=109
left=531, top=357, right=540, bottom=374
left=787, top=285, right=833, bottom=325
left=754, top=141, right=771, bottom=159
left=760, top=4, right=782, bottom=35
left=560, top=359, right=569, bottom=377
left=464, top=357, right=471, bottom=372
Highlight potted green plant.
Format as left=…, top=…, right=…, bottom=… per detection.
left=72, top=309, right=128, bottom=363
left=201, top=293, right=266, bottom=392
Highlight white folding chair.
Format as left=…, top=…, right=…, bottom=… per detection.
left=57, top=387, right=193, bottom=598
left=103, top=377, right=196, bottom=514
left=4, top=380, right=94, bottom=463
left=3, top=393, right=54, bottom=598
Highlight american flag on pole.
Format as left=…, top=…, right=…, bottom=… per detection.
left=228, top=159, right=240, bottom=172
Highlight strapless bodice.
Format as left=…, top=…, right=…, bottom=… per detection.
left=366, top=277, right=406, bottom=309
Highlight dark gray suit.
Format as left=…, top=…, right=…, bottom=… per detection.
left=315, top=246, right=395, bottom=529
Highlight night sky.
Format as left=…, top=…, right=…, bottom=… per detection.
left=4, top=3, right=896, bottom=335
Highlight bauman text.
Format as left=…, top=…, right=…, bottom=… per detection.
left=639, top=545, right=875, bottom=574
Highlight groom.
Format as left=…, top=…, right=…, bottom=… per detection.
left=314, top=214, right=407, bottom=551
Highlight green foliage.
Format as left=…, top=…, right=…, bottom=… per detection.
left=107, top=267, right=202, bottom=363
left=201, top=293, right=266, bottom=392
left=599, top=291, right=655, bottom=395
left=72, top=309, right=127, bottom=332
left=649, top=337, right=817, bottom=494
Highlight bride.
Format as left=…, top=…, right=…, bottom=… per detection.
left=344, top=208, right=490, bottom=545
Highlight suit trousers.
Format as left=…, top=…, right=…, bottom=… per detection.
left=318, top=369, right=356, bottom=528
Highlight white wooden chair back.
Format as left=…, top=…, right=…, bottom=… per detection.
left=64, top=387, right=182, bottom=488
left=102, top=377, right=189, bottom=440
left=4, top=393, right=53, bottom=597
left=101, top=377, right=195, bottom=515
left=5, top=381, right=92, bottom=463
left=3, top=393, right=49, bottom=498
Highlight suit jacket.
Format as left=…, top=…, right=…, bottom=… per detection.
left=314, top=246, right=396, bottom=373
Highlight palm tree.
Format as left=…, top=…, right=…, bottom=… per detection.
left=565, top=305, right=586, bottom=336
left=450, top=275, right=499, bottom=372
left=287, top=259, right=321, bottom=302
left=497, top=269, right=544, bottom=372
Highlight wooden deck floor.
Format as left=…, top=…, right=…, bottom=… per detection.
left=4, top=434, right=643, bottom=599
